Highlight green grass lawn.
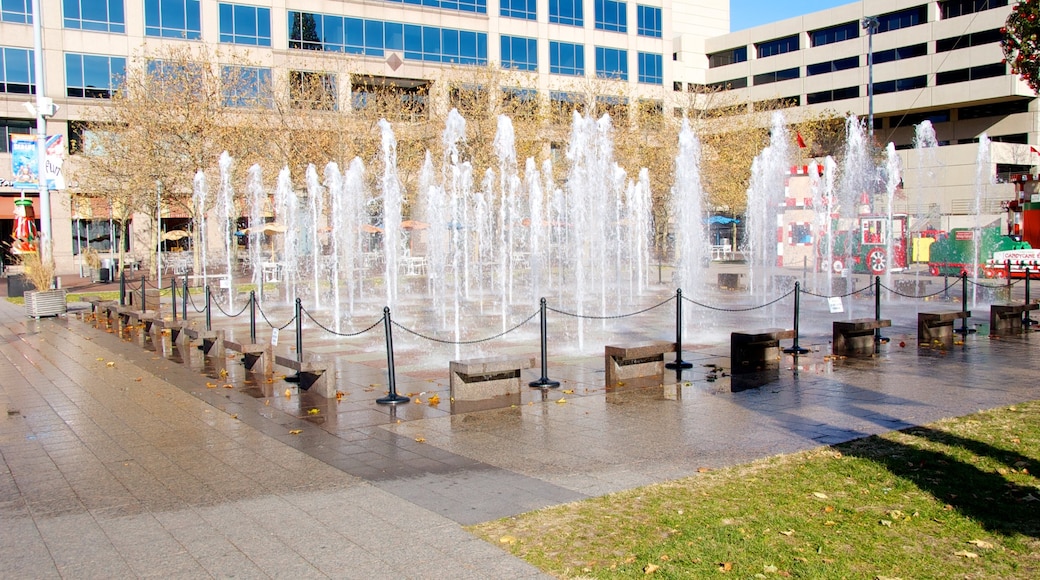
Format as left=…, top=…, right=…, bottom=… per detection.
left=469, top=401, right=1040, bottom=578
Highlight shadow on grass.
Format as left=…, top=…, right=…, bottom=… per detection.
left=835, top=425, right=1040, bottom=538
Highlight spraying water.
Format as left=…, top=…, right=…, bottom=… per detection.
left=973, top=133, right=993, bottom=308
left=379, top=119, right=402, bottom=308
left=273, top=166, right=298, bottom=305
left=305, top=164, right=324, bottom=309
left=217, top=152, right=235, bottom=309
left=913, top=121, right=940, bottom=295
left=671, top=117, right=709, bottom=299
left=883, top=142, right=902, bottom=293
left=192, top=170, right=208, bottom=281
left=324, top=162, right=344, bottom=331
left=745, top=112, right=791, bottom=295
left=247, top=164, right=265, bottom=304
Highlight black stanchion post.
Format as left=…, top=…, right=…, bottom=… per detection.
left=140, top=275, right=146, bottom=313
left=295, top=298, right=303, bottom=363
left=873, top=276, right=886, bottom=351
left=529, top=298, right=560, bottom=388
left=377, top=307, right=410, bottom=404
left=249, top=291, right=256, bottom=344
left=666, top=289, right=692, bottom=370
left=783, top=282, right=810, bottom=355
left=1025, top=268, right=1033, bottom=328
left=959, top=272, right=970, bottom=335
left=171, top=276, right=177, bottom=322
left=1007, top=260, right=1012, bottom=293
left=943, top=274, right=950, bottom=300
left=119, top=270, right=126, bottom=306
left=205, top=285, right=212, bottom=331
left=181, top=277, right=188, bottom=321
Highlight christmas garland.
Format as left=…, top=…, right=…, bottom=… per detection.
left=1003, top=0, right=1040, bottom=93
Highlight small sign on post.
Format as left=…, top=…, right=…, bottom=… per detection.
left=270, top=328, right=279, bottom=346
left=828, top=296, right=844, bottom=313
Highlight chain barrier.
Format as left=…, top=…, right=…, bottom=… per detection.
left=256, top=302, right=297, bottom=331
left=878, top=280, right=957, bottom=299
left=682, top=288, right=794, bottom=311
left=391, top=310, right=538, bottom=345
left=184, top=289, right=207, bottom=313
left=211, top=297, right=250, bottom=318
left=301, top=307, right=384, bottom=337
left=965, top=277, right=1011, bottom=289
left=801, top=284, right=871, bottom=299
left=546, top=296, right=674, bottom=319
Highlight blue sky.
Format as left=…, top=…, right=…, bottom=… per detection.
left=730, top=1, right=853, bottom=32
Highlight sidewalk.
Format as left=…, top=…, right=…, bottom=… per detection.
left=2, top=283, right=1039, bottom=577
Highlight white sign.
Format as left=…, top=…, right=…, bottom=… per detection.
left=828, top=296, right=844, bottom=313
left=270, top=328, right=279, bottom=346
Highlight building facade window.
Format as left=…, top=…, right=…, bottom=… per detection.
left=500, top=0, right=536, bottom=20
left=383, top=0, right=486, bottom=14
left=218, top=3, right=271, bottom=46
left=549, top=0, right=583, bottom=27
left=221, top=65, right=272, bottom=108
left=752, top=67, right=799, bottom=85
left=958, top=99, right=1030, bottom=119
left=1, top=0, right=31, bottom=24
left=145, top=0, right=201, bottom=40
left=876, top=6, right=927, bottom=33
left=638, top=52, right=662, bottom=84
left=65, top=53, right=125, bottom=98
left=501, top=35, right=538, bottom=71
left=550, top=41, right=584, bottom=76
left=63, top=0, right=125, bottom=33
left=595, top=46, right=628, bottom=80
left=1, top=118, right=36, bottom=153
left=872, top=43, right=927, bottom=64
left=939, top=0, right=1008, bottom=19
left=289, top=70, right=337, bottom=111
left=708, top=46, right=747, bottom=68
left=810, top=21, right=857, bottom=47
left=872, top=75, right=927, bottom=94
left=595, top=0, right=627, bottom=33
left=756, top=34, right=799, bottom=58
left=0, top=47, right=34, bottom=94
left=935, top=62, right=1006, bottom=85
left=806, top=86, right=858, bottom=104
left=935, top=28, right=1002, bottom=52
left=806, top=56, right=859, bottom=76
left=288, top=12, right=487, bottom=65
left=708, top=77, right=748, bottom=90
left=637, top=5, right=661, bottom=38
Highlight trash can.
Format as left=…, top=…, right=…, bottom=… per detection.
left=6, top=274, right=33, bottom=297
left=100, top=258, right=114, bottom=283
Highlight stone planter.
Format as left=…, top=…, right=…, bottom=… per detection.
left=25, top=289, right=68, bottom=318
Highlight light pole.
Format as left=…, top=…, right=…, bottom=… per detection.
left=30, top=0, right=55, bottom=262
left=862, top=16, right=879, bottom=137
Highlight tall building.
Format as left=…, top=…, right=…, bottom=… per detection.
left=0, top=0, right=1035, bottom=276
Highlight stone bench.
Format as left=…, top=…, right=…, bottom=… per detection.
left=450, top=356, right=535, bottom=402
left=918, top=310, right=970, bottom=349
left=731, top=329, right=795, bottom=375
left=274, top=355, right=331, bottom=397
left=832, top=318, right=891, bottom=356
left=180, top=327, right=226, bottom=358
left=604, top=342, right=675, bottom=387
left=224, top=339, right=273, bottom=375
left=717, top=273, right=742, bottom=290
left=989, top=303, right=1039, bottom=335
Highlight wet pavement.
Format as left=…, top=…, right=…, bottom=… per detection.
left=2, top=268, right=1038, bottom=577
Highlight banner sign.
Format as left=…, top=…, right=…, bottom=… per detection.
left=10, top=134, right=66, bottom=190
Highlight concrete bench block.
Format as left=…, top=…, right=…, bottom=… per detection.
left=918, top=310, right=970, bottom=349
left=731, top=329, right=794, bottom=375
left=450, top=356, right=535, bottom=401
left=990, top=303, right=1038, bottom=335
left=274, top=355, right=331, bottom=397
left=832, top=318, right=891, bottom=356
left=604, top=342, right=675, bottom=387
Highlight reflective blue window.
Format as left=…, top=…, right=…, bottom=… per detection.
left=550, top=41, right=584, bottom=76
left=595, top=46, right=628, bottom=80
left=145, top=0, right=201, bottom=40
left=64, top=0, right=125, bottom=33
left=382, top=0, right=485, bottom=14
left=221, top=65, right=273, bottom=108
left=595, top=0, right=627, bottom=33
left=65, top=52, right=125, bottom=98
left=1, top=0, right=31, bottom=24
left=637, top=52, right=662, bottom=84
left=637, top=5, right=661, bottom=38
left=1, top=46, right=34, bottom=94
left=219, top=3, right=271, bottom=46
left=501, top=0, right=535, bottom=20
left=550, top=0, right=583, bottom=26
left=288, top=11, right=486, bottom=65
left=501, top=35, right=537, bottom=71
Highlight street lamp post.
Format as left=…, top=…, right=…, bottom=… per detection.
left=30, top=0, right=54, bottom=263
left=862, top=16, right=880, bottom=137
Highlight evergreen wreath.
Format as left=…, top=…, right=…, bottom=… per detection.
left=1003, top=0, right=1040, bottom=93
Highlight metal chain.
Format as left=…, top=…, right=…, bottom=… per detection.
left=545, top=296, right=674, bottom=319
left=801, top=284, right=870, bottom=299
left=185, top=290, right=207, bottom=313
left=211, top=297, right=250, bottom=318
left=879, top=280, right=957, bottom=299
left=682, top=288, right=794, bottom=311
left=302, top=307, right=385, bottom=337
left=256, top=302, right=296, bottom=331
left=391, top=310, right=538, bottom=345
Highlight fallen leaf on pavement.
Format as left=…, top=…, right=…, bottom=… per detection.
left=954, top=550, right=978, bottom=559
left=643, top=563, right=659, bottom=574
left=289, top=429, right=302, bottom=435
